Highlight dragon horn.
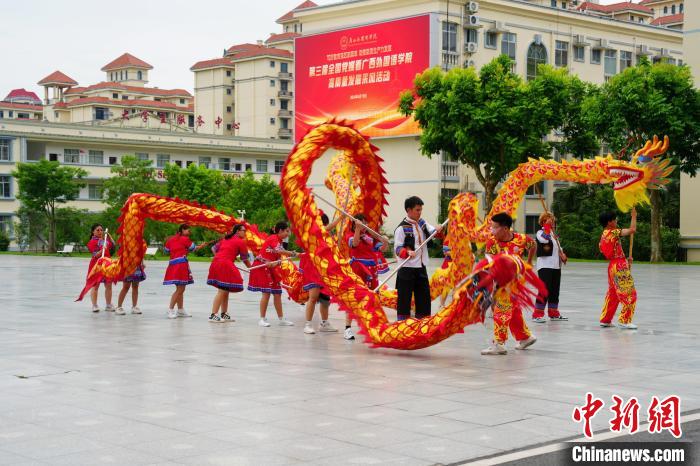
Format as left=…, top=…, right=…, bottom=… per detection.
left=634, top=140, right=653, bottom=159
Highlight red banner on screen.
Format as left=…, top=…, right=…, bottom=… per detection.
left=294, top=15, right=430, bottom=141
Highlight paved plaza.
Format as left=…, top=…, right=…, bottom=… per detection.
left=0, top=255, right=698, bottom=465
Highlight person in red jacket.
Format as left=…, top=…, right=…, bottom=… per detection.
left=163, top=224, right=204, bottom=319
left=86, top=223, right=115, bottom=313
left=599, top=209, right=638, bottom=329
left=207, top=224, right=252, bottom=323
left=248, top=221, right=297, bottom=327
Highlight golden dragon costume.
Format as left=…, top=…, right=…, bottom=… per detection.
left=80, top=121, right=671, bottom=350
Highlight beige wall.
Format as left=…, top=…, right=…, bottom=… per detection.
left=193, top=66, right=236, bottom=135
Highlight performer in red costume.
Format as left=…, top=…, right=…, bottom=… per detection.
left=598, top=208, right=638, bottom=329
left=481, top=213, right=537, bottom=356
left=206, top=224, right=251, bottom=323
left=248, top=221, right=297, bottom=327
left=163, top=224, right=205, bottom=319
left=86, top=223, right=115, bottom=313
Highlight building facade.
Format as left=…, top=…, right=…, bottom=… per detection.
left=290, top=0, right=685, bottom=233
left=0, top=119, right=291, bottom=250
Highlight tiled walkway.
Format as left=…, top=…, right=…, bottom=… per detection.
left=1, top=256, right=698, bottom=465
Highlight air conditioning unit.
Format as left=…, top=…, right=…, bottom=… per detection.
left=466, top=1, right=479, bottom=13
left=465, top=42, right=478, bottom=54
left=599, top=39, right=610, bottom=49
left=466, top=15, right=480, bottom=27
left=495, top=21, right=506, bottom=32
left=464, top=59, right=476, bottom=68
left=638, top=44, right=651, bottom=55
left=573, top=34, right=585, bottom=45
left=534, top=34, right=543, bottom=45
left=659, top=48, right=671, bottom=57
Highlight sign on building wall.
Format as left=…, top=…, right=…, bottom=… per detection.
left=295, top=15, right=431, bottom=141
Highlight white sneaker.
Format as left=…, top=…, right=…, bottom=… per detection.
left=176, top=309, right=192, bottom=318
left=131, top=306, right=142, bottom=315
left=481, top=343, right=507, bottom=355
left=618, top=322, right=638, bottom=330
left=304, top=323, right=316, bottom=334
left=600, top=322, right=615, bottom=327
left=105, top=304, right=116, bottom=312
left=167, top=309, right=177, bottom=319
left=515, top=336, right=537, bottom=350
left=91, top=305, right=100, bottom=313
left=115, top=307, right=126, bottom=315
left=344, top=328, right=355, bottom=340
left=278, top=318, right=295, bottom=326
left=319, top=321, right=338, bottom=333
left=258, top=318, right=271, bottom=327
left=532, top=317, right=547, bottom=323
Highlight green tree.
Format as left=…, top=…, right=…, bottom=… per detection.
left=102, top=155, right=168, bottom=246
left=221, top=171, right=286, bottom=233
left=399, top=55, right=592, bottom=211
left=12, top=160, right=87, bottom=252
left=164, top=162, right=229, bottom=207
left=583, top=58, right=700, bottom=261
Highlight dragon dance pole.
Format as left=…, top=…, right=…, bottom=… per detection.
left=100, top=229, right=109, bottom=259
left=373, top=218, right=449, bottom=293
left=313, top=192, right=385, bottom=241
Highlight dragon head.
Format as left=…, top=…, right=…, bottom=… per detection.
left=608, top=136, right=674, bottom=212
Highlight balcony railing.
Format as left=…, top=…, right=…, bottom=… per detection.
left=441, top=51, right=459, bottom=70
left=278, top=109, right=293, bottom=118
left=278, top=127, right=293, bottom=137
left=278, top=71, right=292, bottom=79
left=278, top=90, right=293, bottom=99
left=441, top=161, right=459, bottom=182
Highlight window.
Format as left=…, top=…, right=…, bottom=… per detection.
left=280, top=81, right=289, bottom=91
left=270, top=117, right=276, bottom=125
left=156, top=153, right=170, bottom=168
left=270, top=99, right=276, bottom=106
left=17, top=112, right=29, bottom=119
left=591, top=48, right=601, bottom=65
left=604, top=50, right=617, bottom=78
left=109, top=157, right=117, bottom=165
left=274, top=160, right=284, bottom=173
left=154, top=98, right=161, bottom=102
left=124, top=70, right=128, bottom=80
left=550, top=0, right=556, bottom=6
left=186, top=161, right=194, bottom=167
left=0, top=111, right=3, bottom=118
left=561, top=1, right=567, bottom=8
left=573, top=45, right=585, bottom=62
left=526, top=181, right=546, bottom=197
left=620, top=50, right=633, bottom=72
left=226, top=106, right=232, bottom=113
left=94, top=107, right=109, bottom=120
left=122, top=95, right=128, bottom=100
left=280, top=62, right=288, bottom=73
left=280, top=100, right=288, bottom=110
left=525, top=215, right=540, bottom=235
left=226, top=70, right=232, bottom=77
left=137, top=70, right=143, bottom=80
left=500, top=33, right=517, bottom=60
left=256, top=160, right=268, bottom=172
left=0, top=214, right=12, bottom=237
left=0, top=175, right=11, bottom=198
left=270, top=60, right=275, bottom=68
left=245, top=163, right=252, bottom=172
left=485, top=31, right=497, bottom=49
left=226, top=124, right=232, bottom=131
left=0, top=140, right=10, bottom=161
left=219, top=158, right=231, bottom=171
left=555, top=41, right=569, bottom=67
left=270, top=80, right=276, bottom=87
left=180, top=99, right=185, bottom=104
left=280, top=119, right=289, bottom=129
left=465, top=28, right=478, bottom=45
left=442, top=21, right=457, bottom=53
left=526, top=43, right=548, bottom=81
left=680, top=3, right=684, bottom=13
left=88, top=150, right=104, bottom=165
left=188, top=115, right=195, bottom=127
left=112, top=93, right=118, bottom=99
left=64, top=149, right=80, bottom=164
left=49, top=153, right=58, bottom=162
left=663, top=6, right=668, bottom=14
left=671, top=5, right=676, bottom=14
left=88, top=184, right=102, bottom=200
left=226, top=88, right=232, bottom=95
left=199, top=156, right=211, bottom=168
left=136, top=152, right=149, bottom=161
left=174, top=160, right=182, bottom=167
left=234, top=163, right=242, bottom=172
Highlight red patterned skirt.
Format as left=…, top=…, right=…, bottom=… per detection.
left=163, top=257, right=194, bottom=286
left=207, top=258, right=244, bottom=292
left=247, top=261, right=283, bottom=294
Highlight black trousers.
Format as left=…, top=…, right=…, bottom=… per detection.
left=396, top=266, right=431, bottom=319
left=536, top=268, right=561, bottom=306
